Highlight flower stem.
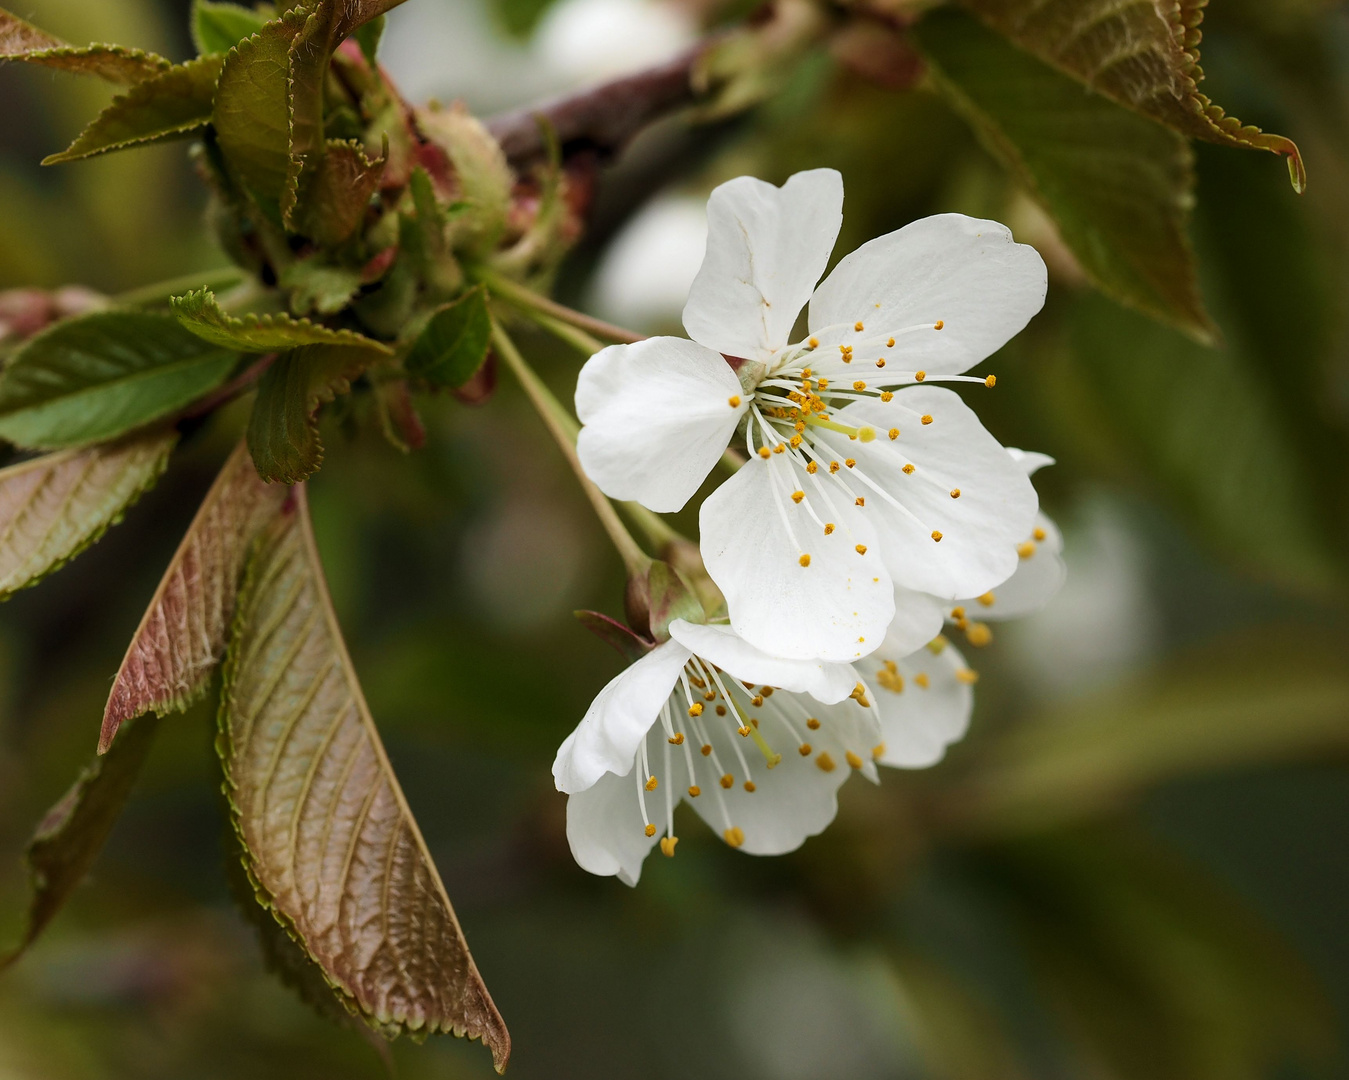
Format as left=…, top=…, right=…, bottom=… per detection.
left=490, top=318, right=652, bottom=577
left=479, top=270, right=645, bottom=345
left=521, top=308, right=606, bottom=357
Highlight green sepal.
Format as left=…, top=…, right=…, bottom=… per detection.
left=574, top=610, right=654, bottom=664
left=647, top=560, right=706, bottom=643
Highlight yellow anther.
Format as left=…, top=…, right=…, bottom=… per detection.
left=703, top=690, right=716, bottom=701
left=915, top=672, right=930, bottom=689
left=806, top=461, right=818, bottom=474
left=850, top=682, right=868, bottom=702
left=876, top=358, right=886, bottom=368
left=965, top=622, right=992, bottom=647
left=915, top=370, right=926, bottom=382
left=855, top=321, right=865, bottom=331
left=737, top=725, right=751, bottom=737
left=817, top=377, right=829, bottom=388
left=669, top=732, right=685, bottom=745
left=846, top=751, right=864, bottom=769
left=802, top=367, right=812, bottom=377
left=761, top=686, right=774, bottom=697
left=689, top=674, right=706, bottom=688
left=644, top=823, right=656, bottom=837
left=902, top=463, right=915, bottom=474
left=950, top=488, right=961, bottom=499
left=688, top=785, right=701, bottom=797
left=931, top=530, right=943, bottom=542
left=772, top=443, right=785, bottom=454
left=718, top=706, right=730, bottom=718
left=956, top=668, right=980, bottom=684
left=872, top=743, right=886, bottom=760
left=1017, top=540, right=1036, bottom=559
left=724, top=827, right=745, bottom=847
left=985, top=374, right=996, bottom=387
left=855, top=496, right=866, bottom=507
left=853, top=380, right=866, bottom=391
left=720, top=774, right=734, bottom=789
left=824, top=523, right=835, bottom=535
left=808, top=337, right=819, bottom=348
left=798, top=743, right=813, bottom=756
left=799, top=553, right=811, bottom=567
left=701, top=743, right=712, bottom=756
left=888, top=428, right=900, bottom=440
left=790, top=434, right=803, bottom=448
left=645, top=775, right=658, bottom=791
left=806, top=717, right=821, bottom=730
left=816, top=752, right=837, bottom=772
left=728, top=395, right=741, bottom=407
left=744, top=780, right=757, bottom=792
left=758, top=446, right=771, bottom=459
left=921, top=414, right=933, bottom=425
left=791, top=490, right=805, bottom=504
left=845, top=458, right=856, bottom=468
left=934, top=320, right=944, bottom=330
left=951, top=606, right=966, bottom=619
left=660, top=836, right=678, bottom=856
left=927, top=635, right=949, bottom=654
left=855, top=544, right=867, bottom=555
left=829, top=461, right=840, bottom=473
left=880, top=391, right=893, bottom=402
left=859, top=426, right=876, bottom=442
left=978, top=592, right=995, bottom=607
left=1033, top=526, right=1047, bottom=541
left=876, top=659, right=903, bottom=693
left=887, top=337, right=896, bottom=347
left=751, top=694, right=764, bottom=707
left=688, top=702, right=703, bottom=717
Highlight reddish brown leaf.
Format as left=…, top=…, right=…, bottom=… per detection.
left=100, top=440, right=288, bottom=753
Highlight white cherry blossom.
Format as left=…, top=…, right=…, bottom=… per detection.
left=576, top=169, right=1046, bottom=663
left=554, top=617, right=980, bottom=886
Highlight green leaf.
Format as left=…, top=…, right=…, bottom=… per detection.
left=101, top=440, right=288, bottom=753
left=218, top=486, right=510, bottom=1067
left=0, top=9, right=171, bottom=84
left=0, top=312, right=236, bottom=450
left=192, top=0, right=271, bottom=55
left=279, top=260, right=364, bottom=317
left=915, top=9, right=1212, bottom=341
left=246, top=344, right=385, bottom=482
left=404, top=287, right=491, bottom=388
left=42, top=55, right=224, bottom=165
left=0, top=432, right=176, bottom=601
left=417, top=104, right=513, bottom=257
left=353, top=14, right=385, bottom=67
left=959, top=0, right=1306, bottom=191
left=1, top=713, right=162, bottom=970
left=290, top=139, right=385, bottom=246
left=171, top=288, right=392, bottom=354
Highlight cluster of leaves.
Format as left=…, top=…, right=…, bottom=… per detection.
left=0, top=0, right=1323, bottom=1074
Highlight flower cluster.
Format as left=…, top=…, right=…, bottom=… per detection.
left=555, top=169, right=1064, bottom=883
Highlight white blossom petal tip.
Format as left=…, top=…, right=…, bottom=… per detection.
left=857, top=635, right=974, bottom=768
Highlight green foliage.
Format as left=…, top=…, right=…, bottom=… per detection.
left=0, top=432, right=176, bottom=601
left=171, top=288, right=392, bottom=353
left=0, top=8, right=170, bottom=84
left=192, top=0, right=271, bottom=55
left=100, top=440, right=288, bottom=753
left=0, top=713, right=161, bottom=970
left=353, top=14, right=385, bottom=67
left=961, top=0, right=1306, bottom=191
left=0, top=312, right=236, bottom=449
left=246, top=344, right=386, bottom=482
left=279, top=260, right=364, bottom=316
left=290, top=139, right=386, bottom=246
left=916, top=10, right=1212, bottom=341
left=218, top=488, right=510, bottom=1067
left=43, top=56, right=224, bottom=165
left=645, top=560, right=705, bottom=642
left=404, top=287, right=492, bottom=388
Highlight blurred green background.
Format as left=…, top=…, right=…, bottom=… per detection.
left=2, top=0, right=1349, bottom=1077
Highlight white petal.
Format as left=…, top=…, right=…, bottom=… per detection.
left=575, top=336, right=747, bottom=512
left=1006, top=447, right=1055, bottom=476
left=552, top=639, right=691, bottom=793
left=565, top=762, right=664, bottom=885
left=814, top=387, right=1038, bottom=599
left=807, top=214, right=1046, bottom=376
left=683, top=689, right=874, bottom=855
left=683, top=169, right=843, bottom=361
left=961, top=511, right=1066, bottom=620
left=699, top=453, right=894, bottom=662
left=668, top=619, right=857, bottom=704
left=859, top=639, right=973, bottom=768
left=886, top=587, right=947, bottom=656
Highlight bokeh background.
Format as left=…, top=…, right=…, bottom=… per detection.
left=2, top=0, right=1348, bottom=1077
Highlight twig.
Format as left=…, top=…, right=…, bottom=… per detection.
left=179, top=354, right=276, bottom=421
